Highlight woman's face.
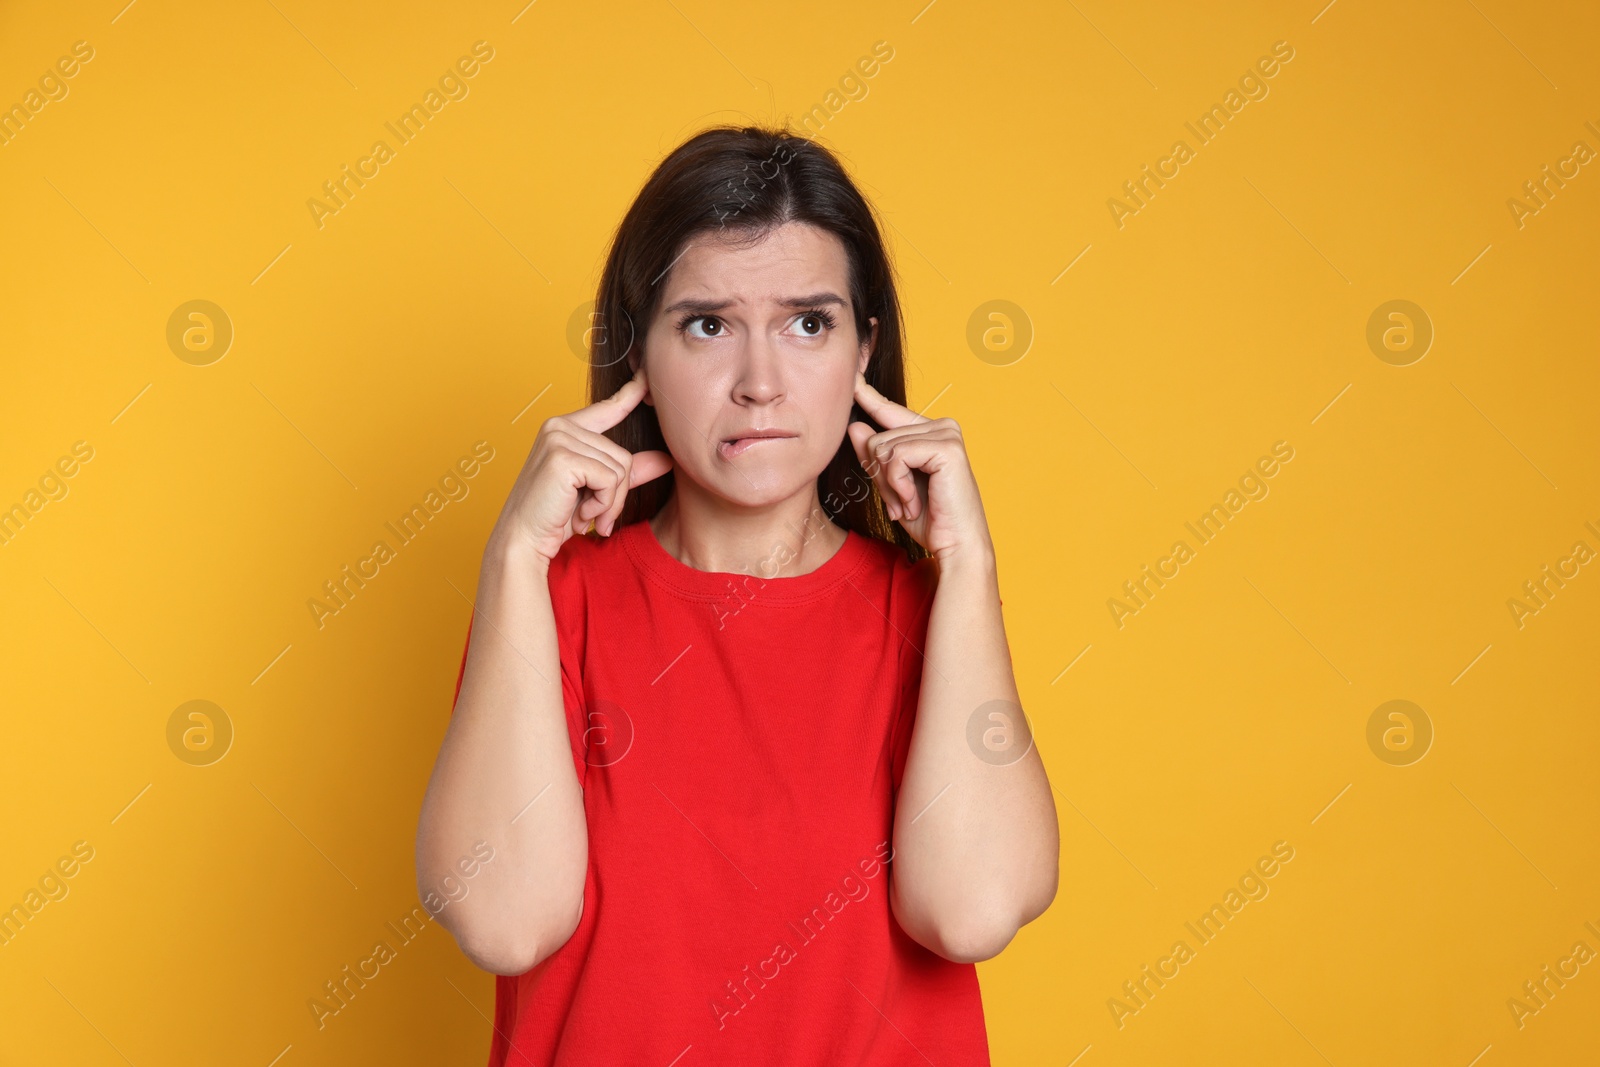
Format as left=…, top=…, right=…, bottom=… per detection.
left=632, top=221, right=877, bottom=509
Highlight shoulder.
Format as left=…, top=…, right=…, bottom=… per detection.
left=544, top=528, right=634, bottom=658
left=857, top=534, right=939, bottom=623
left=546, top=522, right=646, bottom=600
left=547, top=527, right=607, bottom=575
left=544, top=529, right=606, bottom=608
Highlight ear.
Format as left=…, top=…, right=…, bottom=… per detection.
left=857, top=316, right=878, bottom=376
left=627, top=350, right=654, bottom=407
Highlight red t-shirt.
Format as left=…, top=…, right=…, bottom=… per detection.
left=449, top=518, right=991, bottom=1064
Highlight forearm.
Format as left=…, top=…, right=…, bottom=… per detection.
left=890, top=547, right=1059, bottom=962
left=415, top=535, right=588, bottom=974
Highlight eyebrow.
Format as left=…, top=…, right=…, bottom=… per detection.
left=659, top=292, right=848, bottom=317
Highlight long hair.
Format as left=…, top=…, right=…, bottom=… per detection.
left=585, top=124, right=927, bottom=564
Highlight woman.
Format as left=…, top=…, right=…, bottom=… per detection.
left=415, top=124, right=1058, bottom=1065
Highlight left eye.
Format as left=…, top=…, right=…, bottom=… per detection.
left=793, top=313, right=830, bottom=336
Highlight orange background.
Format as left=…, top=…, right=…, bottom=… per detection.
left=2, top=1, right=1597, bottom=1064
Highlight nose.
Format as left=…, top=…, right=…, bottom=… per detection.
left=731, top=330, right=785, bottom=406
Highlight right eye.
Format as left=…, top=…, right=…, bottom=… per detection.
left=678, top=315, right=725, bottom=339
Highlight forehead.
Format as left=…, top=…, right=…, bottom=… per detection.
left=658, top=222, right=851, bottom=309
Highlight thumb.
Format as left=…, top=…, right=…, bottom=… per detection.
left=628, top=449, right=674, bottom=488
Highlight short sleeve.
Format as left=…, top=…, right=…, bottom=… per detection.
left=889, top=556, right=941, bottom=795
left=448, top=544, right=591, bottom=788
left=548, top=547, right=591, bottom=788
left=451, top=619, right=473, bottom=712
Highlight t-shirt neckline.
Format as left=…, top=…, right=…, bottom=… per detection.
left=621, top=516, right=870, bottom=602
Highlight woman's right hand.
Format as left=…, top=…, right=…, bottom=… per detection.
left=489, top=364, right=674, bottom=565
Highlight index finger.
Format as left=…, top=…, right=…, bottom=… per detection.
left=568, top=363, right=649, bottom=434
left=854, top=371, right=928, bottom=430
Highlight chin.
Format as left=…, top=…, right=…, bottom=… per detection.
left=692, top=463, right=824, bottom=510
left=720, top=478, right=810, bottom=510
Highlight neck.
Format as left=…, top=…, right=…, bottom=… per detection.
left=648, top=481, right=847, bottom=578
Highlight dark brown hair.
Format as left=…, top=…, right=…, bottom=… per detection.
left=586, top=123, right=926, bottom=564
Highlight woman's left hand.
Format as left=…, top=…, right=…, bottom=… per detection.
left=846, top=372, right=994, bottom=564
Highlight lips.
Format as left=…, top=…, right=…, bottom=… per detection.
left=718, top=430, right=797, bottom=459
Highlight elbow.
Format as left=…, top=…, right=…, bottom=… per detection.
left=928, top=884, right=1056, bottom=963
left=456, top=931, right=546, bottom=977
left=892, top=868, right=1058, bottom=965
left=447, top=895, right=584, bottom=977
left=891, top=886, right=1018, bottom=964
left=1026, top=854, right=1061, bottom=926
left=926, top=915, right=1020, bottom=964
